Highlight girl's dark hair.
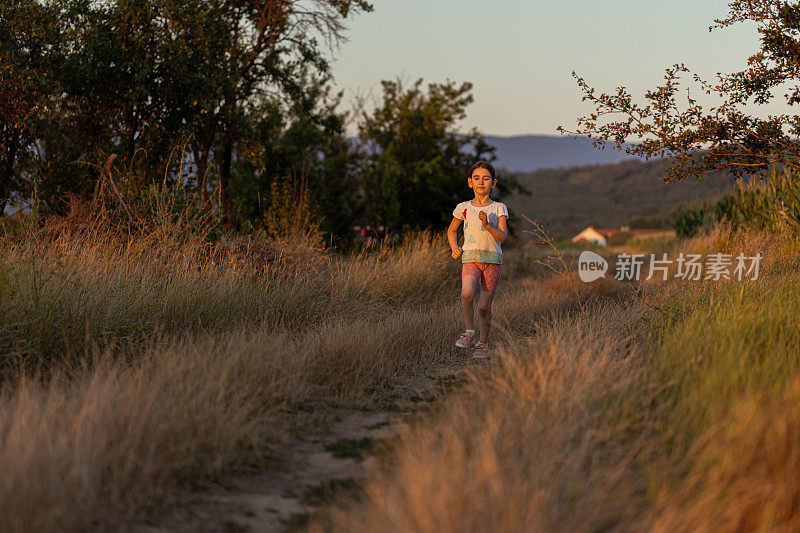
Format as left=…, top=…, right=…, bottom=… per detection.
left=469, top=161, right=496, bottom=180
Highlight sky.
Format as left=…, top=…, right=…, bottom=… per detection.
left=330, top=0, right=769, bottom=136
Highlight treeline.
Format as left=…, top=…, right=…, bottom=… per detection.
left=1, top=0, right=523, bottom=236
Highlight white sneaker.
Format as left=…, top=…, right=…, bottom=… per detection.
left=455, top=331, right=476, bottom=348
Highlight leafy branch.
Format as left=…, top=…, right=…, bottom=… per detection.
left=558, top=0, right=800, bottom=182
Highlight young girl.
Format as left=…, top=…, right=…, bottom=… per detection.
left=447, top=161, right=509, bottom=359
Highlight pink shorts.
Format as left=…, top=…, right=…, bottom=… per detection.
left=462, top=262, right=502, bottom=294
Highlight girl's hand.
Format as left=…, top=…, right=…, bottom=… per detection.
left=478, top=211, right=488, bottom=226
left=451, top=247, right=463, bottom=259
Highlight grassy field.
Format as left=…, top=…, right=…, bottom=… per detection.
left=0, top=210, right=630, bottom=531
left=1, top=202, right=798, bottom=531
left=327, top=225, right=800, bottom=532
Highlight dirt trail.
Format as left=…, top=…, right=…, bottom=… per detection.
left=128, top=367, right=465, bottom=532
left=125, top=271, right=626, bottom=532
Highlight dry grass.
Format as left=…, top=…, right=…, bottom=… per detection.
left=0, top=212, right=624, bottom=531
left=651, top=381, right=800, bottom=532
left=9, top=208, right=798, bottom=531
left=327, top=224, right=800, bottom=532
left=0, top=216, right=469, bottom=530
left=0, top=219, right=454, bottom=372
left=328, top=297, right=647, bottom=533
left=0, top=308, right=461, bottom=531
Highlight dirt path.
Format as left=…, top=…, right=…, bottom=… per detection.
left=124, top=272, right=626, bottom=532
left=127, top=367, right=466, bottom=532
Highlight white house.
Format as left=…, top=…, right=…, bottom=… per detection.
left=571, top=226, right=607, bottom=246
left=572, top=225, right=666, bottom=247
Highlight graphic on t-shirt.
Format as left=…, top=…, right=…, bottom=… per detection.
left=453, top=201, right=509, bottom=264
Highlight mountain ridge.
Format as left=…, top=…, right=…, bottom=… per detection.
left=484, top=134, right=646, bottom=172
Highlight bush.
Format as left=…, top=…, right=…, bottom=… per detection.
left=674, top=167, right=800, bottom=237
left=607, top=230, right=632, bottom=246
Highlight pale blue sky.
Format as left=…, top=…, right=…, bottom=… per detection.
left=331, top=0, right=767, bottom=136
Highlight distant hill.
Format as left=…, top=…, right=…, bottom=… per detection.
left=504, top=158, right=741, bottom=240
left=485, top=134, right=645, bottom=172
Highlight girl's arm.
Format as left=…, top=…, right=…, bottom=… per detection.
left=479, top=214, right=508, bottom=243
left=447, top=217, right=463, bottom=258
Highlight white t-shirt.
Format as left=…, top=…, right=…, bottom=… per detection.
left=453, top=200, right=509, bottom=264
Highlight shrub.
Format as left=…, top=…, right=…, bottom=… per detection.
left=674, top=167, right=800, bottom=237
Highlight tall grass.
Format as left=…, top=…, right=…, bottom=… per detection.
left=330, top=224, right=800, bottom=531
left=0, top=305, right=465, bottom=531
left=0, top=203, right=626, bottom=530
left=330, top=299, right=649, bottom=532
left=641, top=228, right=800, bottom=530
left=675, top=166, right=800, bottom=237
left=10, top=171, right=800, bottom=530
left=0, top=211, right=454, bottom=373
left=0, top=208, right=475, bottom=529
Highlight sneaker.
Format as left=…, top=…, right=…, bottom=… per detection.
left=455, top=331, right=476, bottom=348
left=472, top=342, right=490, bottom=359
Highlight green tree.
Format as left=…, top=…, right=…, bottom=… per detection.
left=358, top=78, right=526, bottom=231
left=559, top=0, right=800, bottom=182
left=230, top=80, right=363, bottom=235
left=2, top=0, right=372, bottom=217
left=0, top=0, right=62, bottom=213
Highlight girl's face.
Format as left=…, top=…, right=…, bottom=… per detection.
left=469, top=168, right=496, bottom=195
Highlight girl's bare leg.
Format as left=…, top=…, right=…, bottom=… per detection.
left=477, top=290, right=495, bottom=343
left=461, top=275, right=479, bottom=331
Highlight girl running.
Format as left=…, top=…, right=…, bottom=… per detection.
left=447, top=161, right=509, bottom=359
